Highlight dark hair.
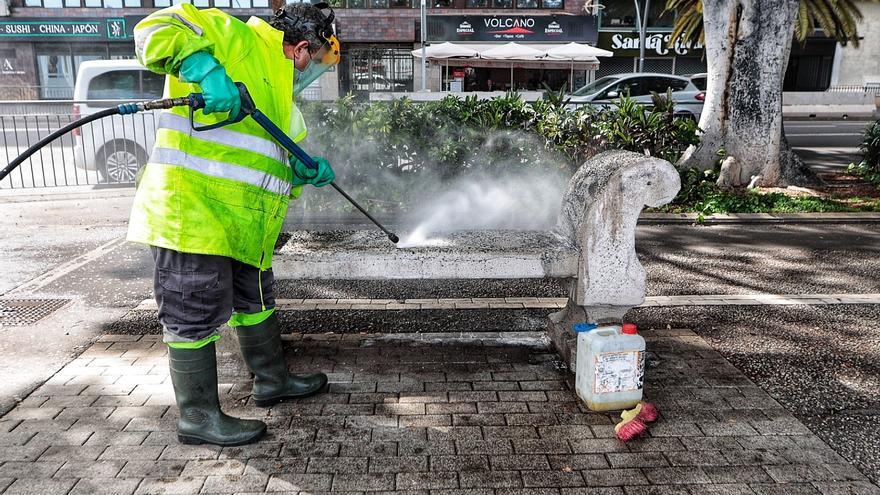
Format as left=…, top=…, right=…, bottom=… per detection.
left=270, top=2, right=334, bottom=53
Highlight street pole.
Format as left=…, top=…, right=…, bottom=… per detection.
left=420, top=0, right=427, bottom=91
left=634, top=0, right=650, bottom=72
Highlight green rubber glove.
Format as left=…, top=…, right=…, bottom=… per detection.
left=290, top=155, right=335, bottom=188
left=179, top=51, right=240, bottom=118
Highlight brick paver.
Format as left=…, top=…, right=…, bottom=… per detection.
left=0, top=330, right=876, bottom=494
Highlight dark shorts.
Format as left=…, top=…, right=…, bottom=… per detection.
left=151, top=246, right=275, bottom=344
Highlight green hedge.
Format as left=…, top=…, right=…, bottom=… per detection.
left=847, top=120, right=880, bottom=186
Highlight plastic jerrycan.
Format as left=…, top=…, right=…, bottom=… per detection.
left=574, top=323, right=646, bottom=411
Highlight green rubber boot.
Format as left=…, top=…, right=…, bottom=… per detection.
left=235, top=313, right=328, bottom=407
left=168, top=343, right=267, bottom=446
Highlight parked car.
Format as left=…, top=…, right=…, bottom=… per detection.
left=73, top=59, right=164, bottom=183
left=565, top=73, right=705, bottom=120
left=689, top=73, right=707, bottom=91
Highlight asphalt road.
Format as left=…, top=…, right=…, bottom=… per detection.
left=784, top=119, right=869, bottom=172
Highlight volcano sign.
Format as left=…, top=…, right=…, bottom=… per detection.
left=427, top=15, right=597, bottom=42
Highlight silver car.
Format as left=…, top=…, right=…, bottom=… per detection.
left=566, top=73, right=705, bottom=120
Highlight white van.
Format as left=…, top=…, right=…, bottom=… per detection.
left=73, top=59, right=165, bottom=183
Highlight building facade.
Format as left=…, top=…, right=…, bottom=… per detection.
left=832, top=1, right=880, bottom=87
left=0, top=0, right=869, bottom=100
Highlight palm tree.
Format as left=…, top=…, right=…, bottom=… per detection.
left=663, top=0, right=874, bottom=187
left=666, top=0, right=867, bottom=47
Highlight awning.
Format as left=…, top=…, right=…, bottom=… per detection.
left=479, top=42, right=546, bottom=60
left=412, top=42, right=609, bottom=68
left=410, top=42, right=479, bottom=59
left=412, top=42, right=608, bottom=91
left=544, top=42, right=613, bottom=61
left=435, top=58, right=597, bottom=70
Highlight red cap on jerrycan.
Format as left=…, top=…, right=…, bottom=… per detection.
left=621, top=323, right=638, bottom=335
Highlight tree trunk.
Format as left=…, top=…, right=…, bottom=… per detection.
left=678, top=0, right=822, bottom=187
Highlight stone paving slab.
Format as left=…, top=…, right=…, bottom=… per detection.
left=133, top=293, right=880, bottom=312
left=0, top=330, right=877, bottom=494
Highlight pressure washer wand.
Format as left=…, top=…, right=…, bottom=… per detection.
left=246, top=109, right=400, bottom=244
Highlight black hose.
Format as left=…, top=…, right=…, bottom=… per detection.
left=0, top=107, right=119, bottom=182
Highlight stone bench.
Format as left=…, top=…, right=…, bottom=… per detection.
left=270, top=150, right=681, bottom=372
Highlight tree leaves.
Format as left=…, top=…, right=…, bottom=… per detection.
left=665, top=0, right=871, bottom=47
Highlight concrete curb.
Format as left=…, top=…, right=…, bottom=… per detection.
left=639, top=212, right=880, bottom=224
left=132, top=293, right=880, bottom=311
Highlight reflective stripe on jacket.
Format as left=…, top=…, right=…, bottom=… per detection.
left=127, top=5, right=306, bottom=269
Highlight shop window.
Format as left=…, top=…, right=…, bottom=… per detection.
left=516, top=0, right=537, bottom=7
left=36, top=48, right=75, bottom=99
left=346, top=0, right=366, bottom=7
left=647, top=1, right=674, bottom=28
left=601, top=3, right=636, bottom=27
left=492, top=0, right=512, bottom=7
left=342, top=45, right=413, bottom=94
left=541, top=0, right=562, bottom=7
left=466, top=0, right=487, bottom=6
left=389, top=0, right=410, bottom=7
left=433, top=0, right=452, bottom=7
left=27, top=0, right=141, bottom=5
left=601, top=2, right=673, bottom=28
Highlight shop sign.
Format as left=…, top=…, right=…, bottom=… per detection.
left=598, top=31, right=703, bottom=56
left=0, top=18, right=130, bottom=41
left=1, top=58, right=25, bottom=75
left=428, top=15, right=598, bottom=43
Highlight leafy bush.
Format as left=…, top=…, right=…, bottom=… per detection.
left=593, top=90, right=701, bottom=163
left=847, top=120, right=880, bottom=186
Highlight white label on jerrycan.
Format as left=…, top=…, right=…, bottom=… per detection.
left=593, top=350, right=645, bottom=394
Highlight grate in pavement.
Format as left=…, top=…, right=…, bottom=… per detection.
left=0, top=298, right=69, bottom=326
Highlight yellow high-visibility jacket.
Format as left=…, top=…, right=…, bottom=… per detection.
left=128, top=4, right=306, bottom=269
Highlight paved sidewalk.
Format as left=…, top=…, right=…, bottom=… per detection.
left=0, top=329, right=876, bottom=494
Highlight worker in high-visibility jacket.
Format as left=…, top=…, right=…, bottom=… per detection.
left=128, top=2, right=340, bottom=446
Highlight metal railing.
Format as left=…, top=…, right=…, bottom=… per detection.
left=826, top=84, right=880, bottom=94
left=0, top=100, right=158, bottom=190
